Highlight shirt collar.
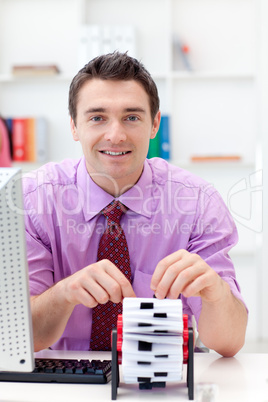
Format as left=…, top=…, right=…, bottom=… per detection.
left=77, top=157, right=153, bottom=221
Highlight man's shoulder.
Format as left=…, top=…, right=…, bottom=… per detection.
left=147, top=157, right=215, bottom=194
left=22, top=158, right=82, bottom=195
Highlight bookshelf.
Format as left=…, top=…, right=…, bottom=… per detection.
left=0, top=0, right=258, bottom=165
left=0, top=0, right=266, bottom=342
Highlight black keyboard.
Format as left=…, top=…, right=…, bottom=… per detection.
left=0, top=358, right=112, bottom=384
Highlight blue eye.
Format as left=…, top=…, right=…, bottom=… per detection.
left=91, top=116, right=103, bottom=122
left=127, top=115, right=138, bottom=121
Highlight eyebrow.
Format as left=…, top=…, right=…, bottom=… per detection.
left=125, top=107, right=146, bottom=114
left=84, top=107, right=147, bottom=115
left=84, top=108, right=105, bottom=115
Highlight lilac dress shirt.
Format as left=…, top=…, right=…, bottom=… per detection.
left=23, top=156, right=246, bottom=350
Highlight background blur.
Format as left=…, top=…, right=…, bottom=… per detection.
left=0, top=0, right=267, bottom=352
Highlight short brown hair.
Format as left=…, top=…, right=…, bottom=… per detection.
left=68, top=52, right=160, bottom=125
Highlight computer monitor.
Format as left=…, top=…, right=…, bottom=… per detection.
left=0, top=167, right=34, bottom=372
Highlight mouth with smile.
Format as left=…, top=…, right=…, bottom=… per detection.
left=100, top=150, right=131, bottom=156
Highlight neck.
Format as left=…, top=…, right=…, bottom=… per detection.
left=89, top=173, right=140, bottom=197
left=86, top=164, right=145, bottom=197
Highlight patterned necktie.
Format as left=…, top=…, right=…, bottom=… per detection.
left=90, top=200, right=131, bottom=351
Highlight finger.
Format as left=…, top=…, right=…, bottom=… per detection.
left=102, top=260, right=135, bottom=297
left=67, top=272, right=112, bottom=305
left=102, top=260, right=136, bottom=298
left=121, top=281, right=136, bottom=298
left=75, top=287, right=99, bottom=308
left=87, top=272, right=124, bottom=304
left=64, top=262, right=119, bottom=305
left=164, top=266, right=201, bottom=299
left=106, top=270, right=136, bottom=299
left=180, top=275, right=206, bottom=298
left=88, top=260, right=136, bottom=301
left=181, top=270, right=223, bottom=302
left=153, top=251, right=199, bottom=299
left=154, top=258, right=194, bottom=299
left=168, top=263, right=219, bottom=301
left=151, top=250, right=186, bottom=291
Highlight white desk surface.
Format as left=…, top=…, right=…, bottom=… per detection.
left=0, top=350, right=267, bottom=402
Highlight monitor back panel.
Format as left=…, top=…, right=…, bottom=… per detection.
left=0, top=168, right=34, bottom=372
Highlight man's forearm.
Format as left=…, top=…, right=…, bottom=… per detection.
left=198, top=280, right=248, bottom=357
left=31, top=282, right=75, bottom=352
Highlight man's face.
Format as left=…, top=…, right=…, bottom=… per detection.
left=71, top=78, right=160, bottom=195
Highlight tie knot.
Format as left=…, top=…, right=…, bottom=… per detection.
left=102, top=200, right=127, bottom=224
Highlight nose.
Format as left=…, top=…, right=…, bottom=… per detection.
left=103, top=120, right=127, bottom=144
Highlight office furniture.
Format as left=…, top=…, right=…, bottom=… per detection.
left=0, top=350, right=267, bottom=402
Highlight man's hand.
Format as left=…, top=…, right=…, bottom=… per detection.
left=59, top=259, right=136, bottom=309
left=150, top=249, right=223, bottom=302
left=31, top=259, right=135, bottom=351
left=151, top=249, right=248, bottom=357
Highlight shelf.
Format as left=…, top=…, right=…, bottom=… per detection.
left=0, top=72, right=255, bottom=84
left=170, top=71, right=255, bottom=80
left=151, top=71, right=255, bottom=80
left=0, top=74, right=73, bottom=84
left=12, top=161, right=46, bottom=172
left=170, top=159, right=256, bottom=169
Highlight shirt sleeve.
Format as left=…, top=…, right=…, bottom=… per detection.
left=24, top=187, right=55, bottom=296
left=185, top=188, right=248, bottom=324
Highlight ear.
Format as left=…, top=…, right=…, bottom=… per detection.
left=70, top=118, right=79, bottom=141
left=150, top=111, right=161, bottom=139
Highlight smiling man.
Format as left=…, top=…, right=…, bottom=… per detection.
left=23, top=52, right=248, bottom=357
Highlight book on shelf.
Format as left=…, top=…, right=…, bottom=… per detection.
left=4, top=116, right=48, bottom=163
left=0, top=116, right=12, bottom=167
left=159, top=115, right=170, bottom=160
left=12, top=65, right=60, bottom=77
left=12, top=118, right=26, bottom=161
left=78, top=24, right=136, bottom=68
left=147, top=115, right=170, bottom=160
left=25, top=118, right=36, bottom=162
left=147, top=131, right=160, bottom=159
left=4, top=117, right=14, bottom=158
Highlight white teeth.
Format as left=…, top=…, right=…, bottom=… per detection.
left=102, top=151, right=128, bottom=155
